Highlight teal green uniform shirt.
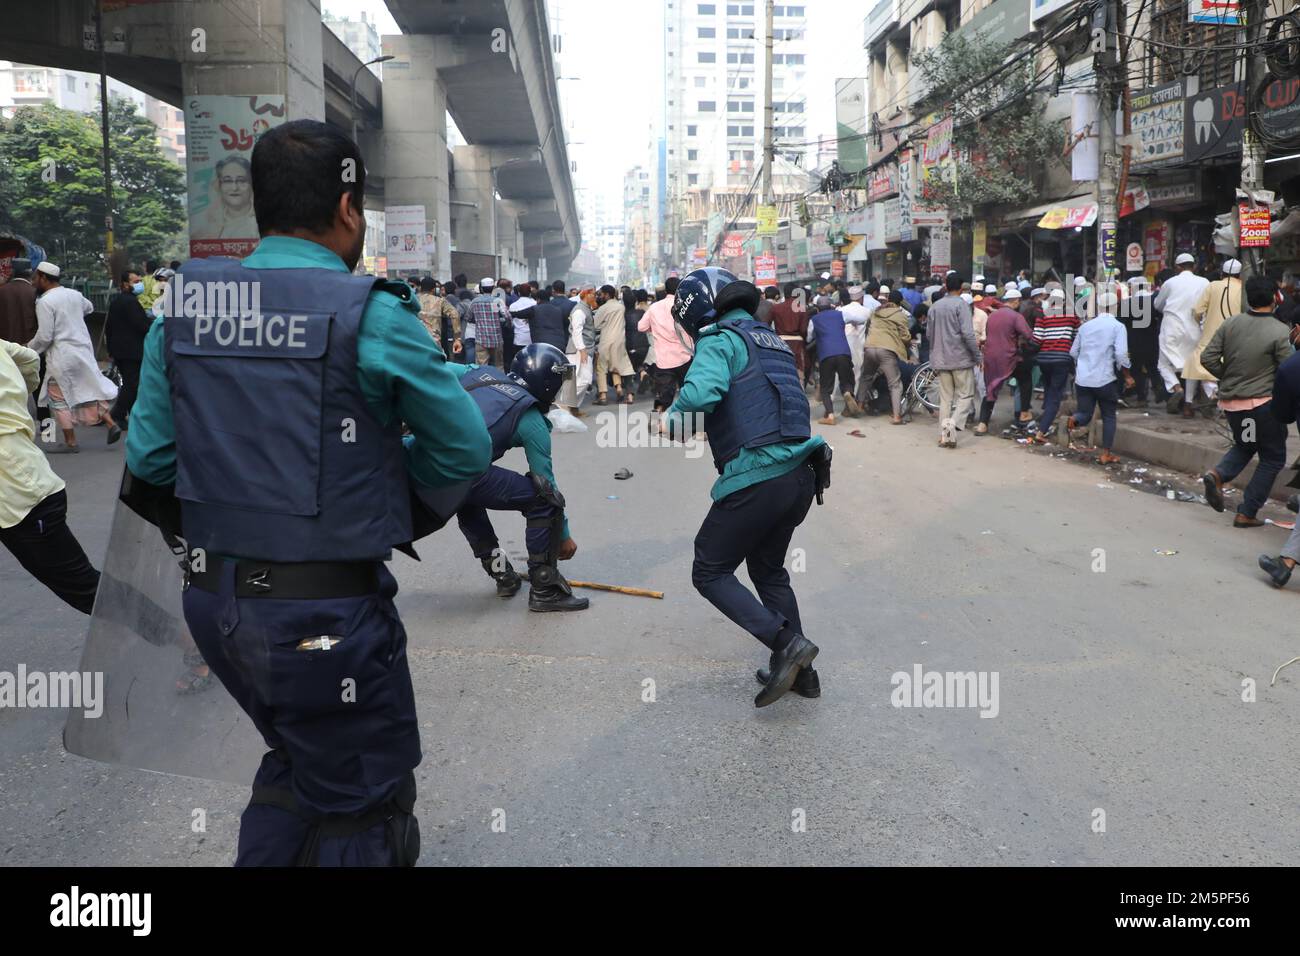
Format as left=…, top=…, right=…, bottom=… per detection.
left=667, top=308, right=825, bottom=501
left=446, top=362, right=570, bottom=540
left=126, top=236, right=493, bottom=496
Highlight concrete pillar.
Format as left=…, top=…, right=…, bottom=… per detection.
left=380, top=34, right=460, bottom=277
left=451, top=144, right=537, bottom=282
left=178, top=0, right=324, bottom=117
left=166, top=0, right=326, bottom=257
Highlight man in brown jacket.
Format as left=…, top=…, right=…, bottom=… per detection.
left=0, top=259, right=39, bottom=344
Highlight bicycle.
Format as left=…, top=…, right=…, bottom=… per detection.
left=902, top=361, right=940, bottom=417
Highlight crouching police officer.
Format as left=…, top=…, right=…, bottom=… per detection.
left=124, top=120, right=492, bottom=865
left=452, top=343, right=589, bottom=612
left=665, top=268, right=831, bottom=707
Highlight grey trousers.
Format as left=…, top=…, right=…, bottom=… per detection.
left=1283, top=523, right=1300, bottom=563
left=856, top=347, right=904, bottom=416
left=937, top=367, right=977, bottom=433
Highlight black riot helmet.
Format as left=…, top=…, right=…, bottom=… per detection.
left=671, top=267, right=761, bottom=340
left=508, top=343, right=572, bottom=410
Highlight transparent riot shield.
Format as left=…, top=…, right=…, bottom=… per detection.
left=63, top=498, right=262, bottom=784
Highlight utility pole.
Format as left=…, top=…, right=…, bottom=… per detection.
left=1239, top=0, right=1267, bottom=278
left=760, top=0, right=775, bottom=255
left=95, top=0, right=114, bottom=273
left=1093, top=0, right=1120, bottom=286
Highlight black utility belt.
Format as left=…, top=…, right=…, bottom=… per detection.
left=188, top=558, right=379, bottom=599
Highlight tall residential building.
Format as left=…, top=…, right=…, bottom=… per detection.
left=323, top=12, right=383, bottom=74
left=0, top=62, right=185, bottom=168
left=0, top=61, right=145, bottom=119
left=661, top=2, right=810, bottom=267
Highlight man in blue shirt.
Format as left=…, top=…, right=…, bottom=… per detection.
left=665, top=268, right=830, bottom=707
left=1065, top=291, right=1130, bottom=463
left=125, top=120, right=492, bottom=866
left=899, top=276, right=925, bottom=315
left=806, top=295, right=862, bottom=424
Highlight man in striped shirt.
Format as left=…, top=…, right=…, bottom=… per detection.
left=1031, top=288, right=1080, bottom=441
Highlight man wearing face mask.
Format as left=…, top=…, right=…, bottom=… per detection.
left=104, top=270, right=152, bottom=430
left=124, top=120, right=492, bottom=866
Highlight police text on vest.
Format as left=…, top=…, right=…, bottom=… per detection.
left=193, top=313, right=309, bottom=348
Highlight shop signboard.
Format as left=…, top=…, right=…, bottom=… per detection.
left=960, top=0, right=1031, bottom=45
left=1240, top=204, right=1272, bottom=247
left=883, top=197, right=901, bottom=244
left=756, top=205, right=779, bottom=236
left=1130, top=81, right=1185, bottom=167
left=1189, top=0, right=1239, bottom=25
left=897, top=149, right=914, bottom=242
left=754, top=254, right=778, bottom=287
left=868, top=162, right=898, bottom=201
left=929, top=222, right=951, bottom=274
left=1256, top=76, right=1300, bottom=145
left=1143, top=221, right=1171, bottom=265
left=722, top=232, right=745, bottom=258
left=1183, top=82, right=1244, bottom=163
left=1125, top=242, right=1144, bottom=271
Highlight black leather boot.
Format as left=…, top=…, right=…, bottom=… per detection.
left=481, top=556, right=522, bottom=598
left=756, top=660, right=821, bottom=698
left=527, top=563, right=589, bottom=611
left=754, top=629, right=819, bottom=707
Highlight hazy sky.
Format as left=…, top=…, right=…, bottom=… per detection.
left=322, top=0, right=867, bottom=227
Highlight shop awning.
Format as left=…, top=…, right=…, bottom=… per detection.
left=1037, top=202, right=1098, bottom=229
left=999, top=192, right=1096, bottom=227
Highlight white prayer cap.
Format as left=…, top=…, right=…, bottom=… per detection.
left=984, top=283, right=998, bottom=293
left=1222, top=258, right=1243, bottom=275
left=35, top=261, right=60, bottom=278
left=1049, top=288, right=1066, bottom=300
left=820, top=272, right=831, bottom=280
left=878, top=284, right=891, bottom=294
left=1031, top=287, right=1046, bottom=297
left=480, top=276, right=496, bottom=288
left=972, top=274, right=985, bottom=283
left=1073, top=275, right=1089, bottom=287
left=1175, top=253, right=1195, bottom=265
left=1018, top=280, right=1032, bottom=290
left=1003, top=287, right=1022, bottom=300
left=960, top=292, right=973, bottom=303
left=848, top=285, right=864, bottom=299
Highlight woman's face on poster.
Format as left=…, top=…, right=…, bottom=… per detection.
left=216, top=161, right=252, bottom=212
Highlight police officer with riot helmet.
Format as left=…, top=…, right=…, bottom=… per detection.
left=124, top=120, right=493, bottom=865
left=665, top=268, right=831, bottom=707
left=452, top=342, right=589, bottom=611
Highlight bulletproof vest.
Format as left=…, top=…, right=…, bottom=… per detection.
left=703, top=315, right=812, bottom=473
left=531, top=301, right=567, bottom=350
left=460, top=364, right=538, bottom=463
left=163, top=257, right=412, bottom=562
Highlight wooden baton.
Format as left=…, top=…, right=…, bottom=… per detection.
left=567, top=580, right=664, bottom=599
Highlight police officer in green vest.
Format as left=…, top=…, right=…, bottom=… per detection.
left=665, top=268, right=832, bottom=707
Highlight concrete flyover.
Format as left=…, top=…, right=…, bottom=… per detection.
left=381, top=0, right=581, bottom=279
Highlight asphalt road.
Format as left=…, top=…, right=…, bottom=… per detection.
left=2, top=399, right=1298, bottom=866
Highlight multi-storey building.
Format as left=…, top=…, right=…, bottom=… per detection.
left=661, top=1, right=811, bottom=271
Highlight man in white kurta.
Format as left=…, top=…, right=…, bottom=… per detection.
left=28, top=262, right=119, bottom=450
left=1152, top=253, right=1210, bottom=411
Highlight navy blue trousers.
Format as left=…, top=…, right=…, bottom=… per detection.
left=183, top=562, right=421, bottom=866
left=691, top=462, right=815, bottom=648
left=456, top=465, right=560, bottom=568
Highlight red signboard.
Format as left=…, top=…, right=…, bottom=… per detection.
left=722, top=232, right=745, bottom=258
left=1239, top=204, right=1271, bottom=247
left=830, top=259, right=845, bottom=278
left=754, top=254, right=778, bottom=287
